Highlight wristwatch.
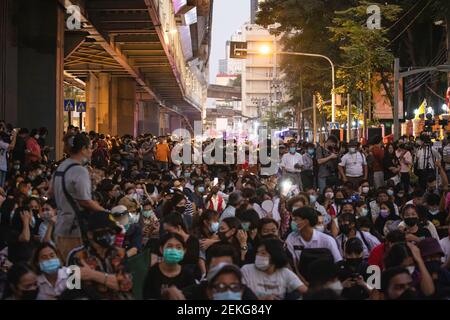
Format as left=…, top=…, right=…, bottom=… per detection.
left=240, top=245, right=248, bottom=251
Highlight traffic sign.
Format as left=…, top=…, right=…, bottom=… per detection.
left=64, top=99, right=75, bottom=112
left=76, top=101, right=86, bottom=113
left=329, top=122, right=340, bottom=130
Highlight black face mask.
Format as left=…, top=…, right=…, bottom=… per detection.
left=346, top=258, right=363, bottom=269
left=404, top=217, right=418, bottom=227
left=339, top=224, right=351, bottom=235
left=175, top=206, right=185, bottom=214
left=93, top=232, right=115, bottom=248
left=335, top=199, right=344, bottom=205
left=21, top=289, right=38, bottom=300
left=425, top=261, right=442, bottom=274
left=396, top=289, right=417, bottom=300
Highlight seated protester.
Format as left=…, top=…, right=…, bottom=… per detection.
left=67, top=212, right=133, bottom=300
left=141, top=200, right=160, bottom=251
left=383, top=242, right=435, bottom=298
left=424, top=193, right=448, bottom=230
left=4, top=263, right=38, bottom=300
left=354, top=201, right=370, bottom=219
left=27, top=197, right=43, bottom=240
left=418, top=238, right=450, bottom=299
left=305, top=187, right=328, bottom=217
left=32, top=243, right=70, bottom=300
left=162, top=214, right=201, bottom=278
left=368, top=230, right=405, bottom=270
left=394, top=189, right=408, bottom=208
left=143, top=233, right=195, bottom=300
left=7, top=206, right=35, bottom=265
left=206, top=263, right=247, bottom=300
left=241, top=238, right=307, bottom=300
left=216, top=217, right=253, bottom=266
left=373, top=201, right=401, bottom=236
left=336, top=213, right=380, bottom=259
left=333, top=189, right=348, bottom=217
left=257, top=218, right=281, bottom=240
left=306, top=258, right=343, bottom=298
left=38, top=200, right=57, bottom=244
left=405, top=188, right=425, bottom=207
left=336, top=238, right=371, bottom=300
left=339, top=200, right=356, bottom=215
left=397, top=205, right=432, bottom=241
left=191, top=180, right=206, bottom=215
left=161, top=192, right=193, bottom=231
left=381, top=267, right=417, bottom=300
left=369, top=188, right=399, bottom=223
left=416, top=205, right=440, bottom=240
left=111, top=205, right=142, bottom=257
left=235, top=208, right=260, bottom=251
left=193, top=209, right=220, bottom=240
left=182, top=243, right=257, bottom=300
left=357, top=180, right=371, bottom=201
left=315, top=214, right=333, bottom=236
left=285, top=207, right=342, bottom=276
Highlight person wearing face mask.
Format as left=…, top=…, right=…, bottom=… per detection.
left=396, top=143, right=413, bottom=193
left=383, top=242, right=435, bottom=297
left=336, top=213, right=380, bottom=259
left=205, top=263, right=246, bottom=301
left=32, top=243, right=69, bottom=300
left=67, top=211, right=133, bottom=300
left=307, top=258, right=343, bottom=298
left=38, top=200, right=58, bottom=244
left=4, top=263, right=39, bottom=300
left=241, top=238, right=307, bottom=300
left=424, top=193, right=447, bottom=229
left=369, top=189, right=400, bottom=223
left=316, top=135, right=340, bottom=193
left=0, top=130, right=17, bottom=188
left=418, top=238, right=450, bottom=299
left=398, top=205, right=432, bottom=240
left=205, top=185, right=226, bottom=216
left=191, top=181, right=206, bottom=215
left=286, top=207, right=342, bottom=275
left=280, top=142, right=304, bottom=190
left=382, top=143, right=400, bottom=185
left=338, top=140, right=368, bottom=190
left=414, top=134, right=441, bottom=188
left=257, top=218, right=280, bottom=239
left=143, top=233, right=195, bottom=299
left=141, top=201, right=160, bottom=251
left=355, top=201, right=369, bottom=219
left=51, top=133, right=106, bottom=261
left=111, top=205, right=142, bottom=258
left=381, top=267, right=417, bottom=300
left=301, top=143, right=315, bottom=190
left=373, top=201, right=401, bottom=236
left=358, top=180, right=370, bottom=198
left=336, top=238, right=371, bottom=300
left=369, top=136, right=385, bottom=189
left=7, top=207, right=35, bottom=265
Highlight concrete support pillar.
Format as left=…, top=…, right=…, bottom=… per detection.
left=137, top=101, right=160, bottom=135
left=115, top=78, right=136, bottom=136
left=97, top=73, right=111, bottom=134
left=85, top=73, right=99, bottom=132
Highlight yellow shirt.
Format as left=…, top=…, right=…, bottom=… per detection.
left=155, top=143, right=170, bottom=162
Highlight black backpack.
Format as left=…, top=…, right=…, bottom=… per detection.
left=298, top=248, right=334, bottom=282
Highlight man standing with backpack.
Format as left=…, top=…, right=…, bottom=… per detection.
left=48, top=133, right=106, bottom=260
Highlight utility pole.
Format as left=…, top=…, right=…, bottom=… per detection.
left=394, top=58, right=400, bottom=140
left=347, top=93, right=351, bottom=142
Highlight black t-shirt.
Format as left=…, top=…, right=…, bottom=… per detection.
left=143, top=263, right=195, bottom=299
left=12, top=137, right=26, bottom=163
left=411, top=226, right=432, bottom=238
left=182, top=281, right=258, bottom=300
left=426, top=211, right=448, bottom=228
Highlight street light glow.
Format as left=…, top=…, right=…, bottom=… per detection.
left=259, top=44, right=272, bottom=55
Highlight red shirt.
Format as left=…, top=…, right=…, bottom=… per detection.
left=368, top=243, right=385, bottom=270
left=25, top=137, right=41, bottom=164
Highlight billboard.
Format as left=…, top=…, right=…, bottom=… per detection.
left=372, top=73, right=404, bottom=120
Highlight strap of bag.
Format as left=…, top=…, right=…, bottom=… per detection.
left=53, top=163, right=89, bottom=244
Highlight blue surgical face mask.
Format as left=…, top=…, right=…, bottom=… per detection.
left=212, top=290, right=242, bottom=300
left=163, top=248, right=185, bottom=264
left=210, top=222, right=219, bottom=233
left=308, top=149, right=315, bottom=156
left=309, top=195, right=317, bottom=204
left=291, top=221, right=298, bottom=232
left=198, top=186, right=205, bottom=193
left=242, top=222, right=251, bottom=231
left=142, top=210, right=154, bottom=218
left=39, top=258, right=61, bottom=274
left=289, top=147, right=296, bottom=154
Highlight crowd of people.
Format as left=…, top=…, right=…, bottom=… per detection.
left=0, top=120, right=449, bottom=300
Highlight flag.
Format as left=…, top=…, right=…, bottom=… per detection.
left=415, top=99, right=427, bottom=119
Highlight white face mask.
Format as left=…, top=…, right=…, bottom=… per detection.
left=129, top=213, right=140, bottom=224
left=429, top=208, right=439, bottom=216
left=315, top=225, right=325, bottom=233
left=406, top=266, right=415, bottom=275
left=254, top=255, right=270, bottom=271
left=348, top=147, right=356, bottom=154
left=362, top=187, right=370, bottom=194
left=325, top=192, right=334, bottom=200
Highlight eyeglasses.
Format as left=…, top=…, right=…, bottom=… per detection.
left=212, top=283, right=242, bottom=293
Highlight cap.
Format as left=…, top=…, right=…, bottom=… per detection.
left=418, top=238, right=444, bottom=258
left=111, top=205, right=128, bottom=218
left=87, top=212, right=121, bottom=233
left=207, top=263, right=242, bottom=284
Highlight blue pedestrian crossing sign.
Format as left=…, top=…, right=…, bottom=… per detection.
left=64, top=99, right=75, bottom=112
left=329, top=122, right=340, bottom=130
left=76, top=102, right=86, bottom=113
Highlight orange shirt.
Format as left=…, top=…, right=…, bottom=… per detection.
left=155, top=143, right=170, bottom=162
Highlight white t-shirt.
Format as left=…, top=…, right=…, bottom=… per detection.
left=439, top=236, right=450, bottom=265
left=339, top=152, right=367, bottom=177
left=241, top=264, right=303, bottom=298
left=0, top=141, right=9, bottom=172
left=280, top=152, right=304, bottom=173
left=286, top=229, right=342, bottom=263
left=36, top=267, right=70, bottom=300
